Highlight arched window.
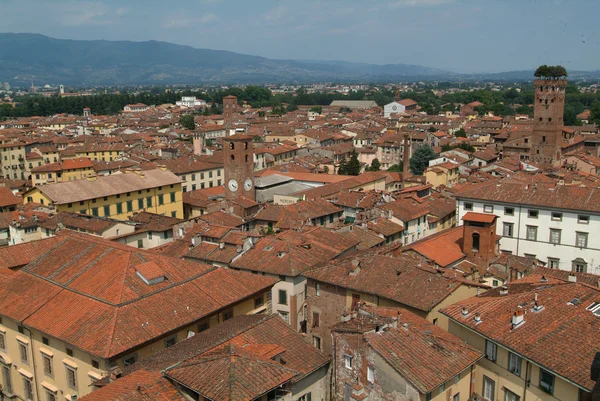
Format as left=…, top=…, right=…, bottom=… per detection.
left=244, top=142, right=248, bottom=150
left=472, top=233, right=480, bottom=252
left=245, top=155, right=249, bottom=162
left=229, top=142, right=235, bottom=150
left=230, top=155, right=235, bottom=161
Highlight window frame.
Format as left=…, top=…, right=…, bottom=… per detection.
left=23, top=376, right=34, bottom=401
left=504, top=207, right=514, bottom=216
left=551, top=212, right=562, bottom=221
left=278, top=289, right=288, bottom=305
left=576, top=232, right=588, bottom=248
left=539, top=368, right=555, bottom=395
left=485, top=340, right=497, bottom=362
left=65, top=364, right=78, bottom=390
left=578, top=215, right=589, bottom=224
left=503, top=222, right=514, bottom=238
left=526, top=225, right=538, bottom=241
left=528, top=209, right=539, bottom=219
left=464, top=202, right=473, bottom=211
left=483, top=204, right=494, bottom=213
left=18, top=341, right=29, bottom=364
left=42, top=353, right=53, bottom=377
left=549, top=228, right=561, bottom=245
left=344, top=354, right=353, bottom=369
left=508, top=352, right=522, bottom=376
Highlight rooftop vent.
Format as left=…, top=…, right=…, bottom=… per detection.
left=568, top=274, right=577, bottom=283
left=277, top=252, right=286, bottom=258
left=474, top=312, right=482, bottom=325
left=511, top=309, right=525, bottom=329
left=540, top=275, right=548, bottom=283
left=264, top=245, right=273, bottom=251
left=499, top=286, right=509, bottom=295
left=461, top=307, right=469, bottom=317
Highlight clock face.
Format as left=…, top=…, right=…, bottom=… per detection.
left=228, top=179, right=238, bottom=192
left=244, top=178, right=253, bottom=191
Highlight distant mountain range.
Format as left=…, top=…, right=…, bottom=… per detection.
left=1, top=33, right=599, bottom=86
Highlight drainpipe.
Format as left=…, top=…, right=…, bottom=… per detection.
left=523, top=361, right=530, bottom=401
left=469, top=364, right=475, bottom=397
left=330, top=332, right=336, bottom=401
left=24, top=326, right=41, bottom=401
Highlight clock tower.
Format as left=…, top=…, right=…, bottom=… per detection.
left=223, top=134, right=255, bottom=201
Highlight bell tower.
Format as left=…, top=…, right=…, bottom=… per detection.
left=223, top=134, right=255, bottom=201
left=531, top=78, right=567, bottom=168
left=223, top=95, right=238, bottom=129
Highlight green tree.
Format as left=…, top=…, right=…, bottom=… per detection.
left=310, top=106, right=322, bottom=114
left=338, top=158, right=348, bottom=175
left=368, top=158, right=380, bottom=171
left=344, top=150, right=361, bottom=176
left=591, top=101, right=600, bottom=124
left=179, top=114, right=195, bottom=130
left=455, top=128, right=467, bottom=138
left=409, top=144, right=438, bottom=175
left=252, top=135, right=264, bottom=142
left=286, top=103, right=298, bottom=112
left=387, top=164, right=402, bottom=172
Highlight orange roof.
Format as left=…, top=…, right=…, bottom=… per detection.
left=462, top=212, right=497, bottom=224
left=406, top=226, right=465, bottom=267
left=62, top=157, right=94, bottom=169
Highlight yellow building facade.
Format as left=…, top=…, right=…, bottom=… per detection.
left=0, top=291, right=270, bottom=400
left=24, top=169, right=184, bottom=220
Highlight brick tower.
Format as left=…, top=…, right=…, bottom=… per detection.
left=223, top=95, right=238, bottom=128
left=461, top=212, right=498, bottom=267
left=530, top=78, right=567, bottom=168
left=223, top=134, right=255, bottom=201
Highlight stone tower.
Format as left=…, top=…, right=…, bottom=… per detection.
left=223, top=134, right=255, bottom=201
left=223, top=95, right=238, bottom=129
left=530, top=78, right=567, bottom=168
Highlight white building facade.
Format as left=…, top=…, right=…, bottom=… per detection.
left=456, top=187, right=600, bottom=274
left=383, top=101, right=406, bottom=118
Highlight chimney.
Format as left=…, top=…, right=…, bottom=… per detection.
left=499, top=286, right=509, bottom=295
left=391, top=311, right=400, bottom=329
left=340, top=313, right=351, bottom=323
left=511, top=309, right=525, bottom=329
left=219, top=242, right=225, bottom=249
left=533, top=293, right=544, bottom=312
left=474, top=312, right=482, bottom=324
left=351, top=259, right=361, bottom=270
left=568, top=274, right=577, bottom=283
left=461, top=306, right=469, bottom=316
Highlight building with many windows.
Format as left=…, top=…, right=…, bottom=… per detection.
left=0, top=232, right=276, bottom=400
left=456, top=181, right=600, bottom=274
left=23, top=168, right=184, bottom=220
left=442, top=271, right=595, bottom=401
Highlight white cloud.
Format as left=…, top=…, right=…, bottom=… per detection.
left=115, top=7, right=129, bottom=17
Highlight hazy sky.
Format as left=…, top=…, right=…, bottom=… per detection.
left=1, top=0, right=599, bottom=73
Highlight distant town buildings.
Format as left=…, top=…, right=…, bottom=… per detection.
left=0, top=72, right=599, bottom=401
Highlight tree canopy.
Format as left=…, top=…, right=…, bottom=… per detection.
left=179, top=114, right=195, bottom=130
left=338, top=150, right=361, bottom=176
left=534, top=65, right=568, bottom=79
left=409, top=144, right=438, bottom=175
